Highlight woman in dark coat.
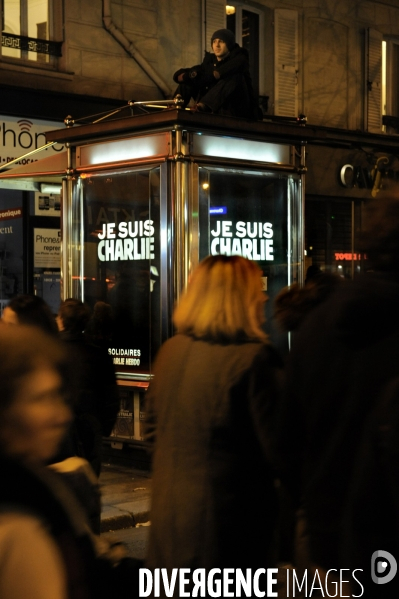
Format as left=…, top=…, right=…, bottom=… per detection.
left=145, top=255, right=282, bottom=573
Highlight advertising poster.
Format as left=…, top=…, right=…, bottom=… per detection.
left=33, top=228, right=61, bottom=269
left=33, top=270, right=61, bottom=315
left=0, top=202, right=23, bottom=307
left=82, top=168, right=161, bottom=376
left=34, top=191, right=61, bottom=216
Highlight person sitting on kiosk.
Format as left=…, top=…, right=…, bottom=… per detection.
left=173, top=28, right=262, bottom=120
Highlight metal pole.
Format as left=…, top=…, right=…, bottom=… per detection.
left=61, top=144, right=75, bottom=299
left=300, top=145, right=306, bottom=286
left=0, top=141, right=56, bottom=171
left=351, top=200, right=355, bottom=280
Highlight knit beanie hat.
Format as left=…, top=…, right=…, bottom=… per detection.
left=211, top=29, right=235, bottom=51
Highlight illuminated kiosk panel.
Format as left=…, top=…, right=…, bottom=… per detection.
left=80, top=167, right=161, bottom=382
left=192, top=133, right=292, bottom=165
left=197, top=167, right=301, bottom=342
left=77, top=133, right=170, bottom=168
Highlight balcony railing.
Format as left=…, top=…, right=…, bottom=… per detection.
left=1, top=32, right=62, bottom=57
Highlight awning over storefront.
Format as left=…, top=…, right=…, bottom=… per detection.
left=0, top=151, right=67, bottom=190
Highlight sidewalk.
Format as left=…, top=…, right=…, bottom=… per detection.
left=99, top=463, right=152, bottom=533
left=98, top=465, right=301, bottom=597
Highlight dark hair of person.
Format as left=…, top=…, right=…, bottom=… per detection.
left=274, top=272, right=342, bottom=333
left=7, top=294, right=58, bottom=336
left=58, top=298, right=91, bottom=334
left=0, top=325, right=67, bottom=420
left=84, top=301, right=114, bottom=343
left=360, top=192, right=399, bottom=273
left=305, top=264, right=322, bottom=284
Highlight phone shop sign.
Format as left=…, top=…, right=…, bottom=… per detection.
left=0, top=115, right=64, bottom=168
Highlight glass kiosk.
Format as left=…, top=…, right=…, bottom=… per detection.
left=42, top=110, right=305, bottom=450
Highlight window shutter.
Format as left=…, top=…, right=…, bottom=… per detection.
left=274, top=9, right=298, bottom=117
left=365, top=28, right=383, bottom=133
left=203, top=0, right=226, bottom=56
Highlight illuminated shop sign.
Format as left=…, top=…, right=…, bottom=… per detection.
left=334, top=252, right=364, bottom=261
left=0, top=115, right=64, bottom=168
left=340, top=164, right=376, bottom=189
left=210, top=220, right=274, bottom=260
left=339, top=156, right=394, bottom=197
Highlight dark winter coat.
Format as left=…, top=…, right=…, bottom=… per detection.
left=341, top=376, right=399, bottom=598
left=275, top=272, right=399, bottom=572
left=0, top=456, right=122, bottom=599
left=60, top=330, right=119, bottom=436
left=144, top=333, right=282, bottom=571
left=57, top=331, right=119, bottom=476
left=173, top=45, right=261, bottom=120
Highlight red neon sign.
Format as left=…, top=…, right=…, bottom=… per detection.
left=334, top=252, right=364, bottom=261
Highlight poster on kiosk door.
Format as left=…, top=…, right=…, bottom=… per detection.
left=82, top=168, right=161, bottom=377
left=199, top=169, right=289, bottom=310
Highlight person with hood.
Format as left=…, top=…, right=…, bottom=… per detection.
left=173, top=28, right=262, bottom=120
left=275, top=191, right=399, bottom=596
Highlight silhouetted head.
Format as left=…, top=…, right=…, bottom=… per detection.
left=305, top=264, right=322, bottom=285
left=85, top=301, right=114, bottom=342
left=274, top=272, right=343, bottom=332
left=2, top=294, right=58, bottom=336
left=57, top=298, right=91, bottom=334
left=360, top=191, right=399, bottom=273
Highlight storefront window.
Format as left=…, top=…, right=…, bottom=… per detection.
left=81, top=167, right=161, bottom=377
left=0, top=190, right=23, bottom=313
left=0, top=187, right=61, bottom=312
left=305, top=198, right=364, bottom=279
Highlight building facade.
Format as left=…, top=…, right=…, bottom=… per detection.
left=1, top=0, right=398, bottom=128
left=1, top=0, right=399, bottom=297
left=1, top=0, right=398, bottom=451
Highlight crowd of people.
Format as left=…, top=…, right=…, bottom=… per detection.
left=1, top=203, right=399, bottom=597
left=143, top=192, right=399, bottom=597
left=0, top=310, right=137, bottom=599
left=3, top=27, right=399, bottom=599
